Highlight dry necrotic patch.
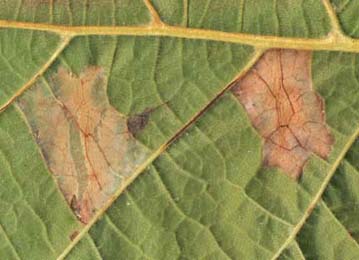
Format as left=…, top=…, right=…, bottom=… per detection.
left=232, top=49, right=334, bottom=179
left=18, top=66, right=149, bottom=223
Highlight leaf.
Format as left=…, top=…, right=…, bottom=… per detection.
left=0, top=1, right=358, bottom=259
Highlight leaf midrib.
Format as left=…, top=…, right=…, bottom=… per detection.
left=0, top=0, right=355, bottom=54
left=0, top=19, right=358, bottom=53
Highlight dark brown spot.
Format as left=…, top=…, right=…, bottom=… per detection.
left=70, top=231, right=79, bottom=241
left=127, top=110, right=151, bottom=136
left=127, top=102, right=169, bottom=137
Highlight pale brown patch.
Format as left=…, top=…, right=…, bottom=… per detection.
left=232, top=49, right=334, bottom=179
left=18, top=67, right=149, bottom=223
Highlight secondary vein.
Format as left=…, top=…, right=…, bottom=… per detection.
left=270, top=125, right=359, bottom=260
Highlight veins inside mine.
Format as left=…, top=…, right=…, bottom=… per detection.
left=18, top=66, right=149, bottom=223
left=232, top=49, right=334, bottom=179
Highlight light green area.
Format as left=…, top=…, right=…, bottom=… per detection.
left=0, top=0, right=151, bottom=26
left=0, top=30, right=60, bottom=107
left=0, top=2, right=358, bottom=260
left=152, top=0, right=331, bottom=37
left=331, top=0, right=359, bottom=38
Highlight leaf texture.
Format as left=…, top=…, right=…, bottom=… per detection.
left=0, top=1, right=358, bottom=260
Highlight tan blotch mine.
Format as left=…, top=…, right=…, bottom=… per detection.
left=18, top=66, right=149, bottom=223
left=232, top=49, right=334, bottom=179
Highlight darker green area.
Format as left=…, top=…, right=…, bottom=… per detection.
left=346, top=138, right=359, bottom=169
left=297, top=202, right=359, bottom=260
left=322, top=139, right=359, bottom=242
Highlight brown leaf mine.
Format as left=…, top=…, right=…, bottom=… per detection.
left=18, top=67, right=149, bottom=223
left=232, top=49, right=334, bottom=179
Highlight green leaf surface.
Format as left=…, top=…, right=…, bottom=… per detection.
left=322, top=139, right=359, bottom=242
left=151, top=0, right=331, bottom=37
left=0, top=1, right=358, bottom=260
left=0, top=0, right=151, bottom=26
left=0, top=30, right=61, bottom=107
left=330, top=0, right=359, bottom=38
